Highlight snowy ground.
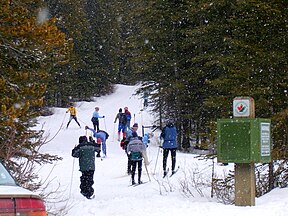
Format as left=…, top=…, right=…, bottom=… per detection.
left=35, top=84, right=288, bottom=216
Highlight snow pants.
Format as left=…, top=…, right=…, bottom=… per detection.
left=80, top=170, right=94, bottom=198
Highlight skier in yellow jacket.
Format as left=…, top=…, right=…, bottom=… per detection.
left=66, top=103, right=81, bottom=128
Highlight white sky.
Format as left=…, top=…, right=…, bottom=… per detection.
left=35, top=84, right=288, bottom=216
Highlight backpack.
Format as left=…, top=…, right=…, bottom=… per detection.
left=120, top=138, right=126, bottom=150
left=91, top=117, right=98, bottom=123
left=130, top=152, right=142, bottom=161
left=119, top=113, right=127, bottom=124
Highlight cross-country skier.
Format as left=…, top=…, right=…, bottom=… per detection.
left=91, top=107, right=105, bottom=131
left=124, top=106, right=131, bottom=131
left=160, top=121, right=178, bottom=177
left=114, top=108, right=127, bottom=141
left=85, top=126, right=109, bottom=157
left=122, top=123, right=139, bottom=174
left=66, top=103, right=81, bottom=128
left=127, top=131, right=149, bottom=185
left=72, top=136, right=99, bottom=199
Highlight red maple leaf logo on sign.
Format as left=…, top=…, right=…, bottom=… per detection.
left=237, top=104, right=246, bottom=112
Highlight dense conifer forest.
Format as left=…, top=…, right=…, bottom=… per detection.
left=0, top=0, right=287, bottom=190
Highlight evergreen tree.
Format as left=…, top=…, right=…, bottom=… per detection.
left=0, top=0, right=67, bottom=188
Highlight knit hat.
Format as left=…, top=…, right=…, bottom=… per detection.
left=132, top=123, right=138, bottom=128
left=119, top=108, right=122, bottom=112
left=79, top=136, right=87, bottom=143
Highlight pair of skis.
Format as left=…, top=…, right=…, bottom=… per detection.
left=163, top=166, right=180, bottom=178
left=129, top=181, right=148, bottom=187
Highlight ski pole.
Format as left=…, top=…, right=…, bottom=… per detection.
left=69, top=150, right=76, bottom=198
left=153, top=146, right=161, bottom=175
left=113, top=123, right=115, bottom=142
left=103, top=118, right=107, bottom=131
left=144, top=163, right=151, bottom=182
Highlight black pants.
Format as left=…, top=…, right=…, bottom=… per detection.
left=125, top=149, right=133, bottom=173
left=80, top=170, right=94, bottom=198
left=163, top=148, right=177, bottom=172
left=67, top=115, right=81, bottom=128
left=93, top=119, right=99, bottom=131
left=131, top=160, right=142, bottom=183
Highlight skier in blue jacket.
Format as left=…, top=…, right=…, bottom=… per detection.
left=85, top=126, right=109, bottom=157
left=160, top=122, right=178, bottom=177
left=91, top=107, right=105, bottom=131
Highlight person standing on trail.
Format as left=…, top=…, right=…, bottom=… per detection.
left=124, top=107, right=131, bottom=131
left=114, top=108, right=127, bottom=141
left=91, top=107, right=105, bottom=131
left=143, top=91, right=148, bottom=108
left=66, top=103, right=81, bottom=129
left=85, top=126, right=109, bottom=157
left=121, top=123, right=139, bottom=175
left=72, top=136, right=99, bottom=199
left=160, top=121, right=178, bottom=178
left=126, top=131, right=149, bottom=185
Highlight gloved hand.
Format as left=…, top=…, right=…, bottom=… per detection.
left=103, top=116, right=105, bottom=118
left=85, top=126, right=89, bottom=130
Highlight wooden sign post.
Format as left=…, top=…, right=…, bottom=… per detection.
left=233, top=97, right=255, bottom=206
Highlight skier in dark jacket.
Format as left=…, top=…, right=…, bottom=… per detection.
left=124, top=107, right=131, bottom=131
left=72, top=136, right=100, bottom=199
left=160, top=122, right=178, bottom=177
left=114, top=108, right=127, bottom=141
left=126, top=131, right=149, bottom=185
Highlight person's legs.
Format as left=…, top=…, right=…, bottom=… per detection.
left=137, top=160, right=143, bottom=184
left=80, top=171, right=89, bottom=197
left=102, top=139, right=106, bottom=156
left=171, top=148, right=177, bottom=172
left=131, top=161, right=137, bottom=184
left=127, top=156, right=132, bottom=174
left=66, top=116, right=73, bottom=128
left=117, top=124, right=121, bottom=141
left=96, top=120, right=99, bottom=131
left=163, top=149, right=169, bottom=176
left=73, top=116, right=81, bottom=127
left=80, top=170, right=95, bottom=198
left=120, top=124, right=126, bottom=139
left=85, top=170, right=95, bottom=198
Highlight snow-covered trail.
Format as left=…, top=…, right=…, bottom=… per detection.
left=35, top=84, right=288, bottom=216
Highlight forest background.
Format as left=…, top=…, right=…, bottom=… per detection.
left=0, top=0, right=287, bottom=194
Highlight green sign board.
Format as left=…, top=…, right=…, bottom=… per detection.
left=217, top=118, right=271, bottom=163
